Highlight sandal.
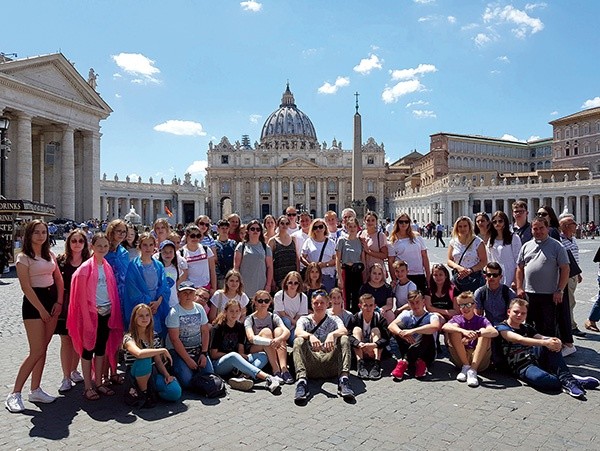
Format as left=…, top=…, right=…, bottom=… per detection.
left=97, top=384, right=115, bottom=396
left=109, top=374, right=125, bottom=385
left=84, top=388, right=100, bottom=401
left=585, top=320, right=600, bottom=332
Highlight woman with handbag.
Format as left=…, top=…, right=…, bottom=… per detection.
left=336, top=217, right=365, bottom=313
left=447, top=216, right=487, bottom=294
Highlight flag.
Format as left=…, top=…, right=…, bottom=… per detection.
left=164, top=205, right=173, bottom=217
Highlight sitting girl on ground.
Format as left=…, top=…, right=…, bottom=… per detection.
left=209, top=269, right=250, bottom=322
left=123, top=304, right=181, bottom=407
left=210, top=300, right=282, bottom=394
left=326, top=287, right=354, bottom=329
left=303, top=262, right=325, bottom=310
left=425, top=263, right=459, bottom=323
left=273, top=271, right=308, bottom=343
left=359, top=263, right=395, bottom=319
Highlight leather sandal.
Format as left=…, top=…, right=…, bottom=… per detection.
left=97, top=384, right=115, bottom=396
left=84, top=387, right=100, bottom=401
left=584, top=320, right=599, bottom=332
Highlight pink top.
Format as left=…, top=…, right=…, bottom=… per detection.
left=16, top=252, right=57, bottom=287
left=67, top=258, right=123, bottom=370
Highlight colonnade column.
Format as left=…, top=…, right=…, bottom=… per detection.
left=61, top=126, right=75, bottom=219
left=271, top=179, right=276, bottom=215
left=148, top=199, right=155, bottom=224
left=305, top=182, right=310, bottom=212
left=16, top=113, right=33, bottom=200
left=316, top=180, right=322, bottom=216
left=277, top=180, right=282, bottom=215
left=589, top=196, right=594, bottom=224
left=255, top=180, right=260, bottom=218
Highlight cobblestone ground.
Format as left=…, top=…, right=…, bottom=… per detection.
left=1, top=239, right=599, bottom=450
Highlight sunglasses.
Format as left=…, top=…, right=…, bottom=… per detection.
left=484, top=272, right=501, bottom=278
left=492, top=219, right=504, bottom=224
left=70, top=238, right=86, bottom=244
left=287, top=213, right=297, bottom=217
left=188, top=233, right=201, bottom=239
left=248, top=227, right=261, bottom=232
left=537, top=212, right=548, bottom=217
left=288, top=281, right=300, bottom=285
left=311, top=289, right=328, bottom=299
left=197, top=221, right=210, bottom=227
left=279, top=221, right=290, bottom=226
left=513, top=209, right=526, bottom=214
left=397, top=220, right=410, bottom=225
left=255, top=298, right=271, bottom=304
left=458, top=302, right=474, bottom=309
left=313, top=224, right=325, bottom=230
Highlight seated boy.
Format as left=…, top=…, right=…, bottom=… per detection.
left=442, top=291, right=498, bottom=387
left=348, top=294, right=389, bottom=380
left=391, top=260, right=417, bottom=318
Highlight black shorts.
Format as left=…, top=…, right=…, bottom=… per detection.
left=22, top=285, right=58, bottom=320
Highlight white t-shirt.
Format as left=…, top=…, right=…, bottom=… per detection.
left=180, top=245, right=214, bottom=288
left=393, top=279, right=417, bottom=310
left=301, top=238, right=336, bottom=277
left=209, top=291, right=250, bottom=313
left=389, top=235, right=428, bottom=275
left=291, top=229, right=309, bottom=268
left=273, top=290, right=308, bottom=319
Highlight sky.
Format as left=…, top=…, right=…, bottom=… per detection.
left=3, top=1, right=600, bottom=183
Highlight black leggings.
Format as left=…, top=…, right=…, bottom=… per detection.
left=396, top=334, right=436, bottom=369
left=81, top=314, right=111, bottom=360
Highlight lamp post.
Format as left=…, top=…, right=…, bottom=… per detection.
left=0, top=116, right=10, bottom=198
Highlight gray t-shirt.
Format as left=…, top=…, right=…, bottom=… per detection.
left=297, top=313, right=344, bottom=343
left=517, top=237, right=568, bottom=294
left=335, top=237, right=363, bottom=265
left=165, top=303, right=208, bottom=350
left=236, top=242, right=273, bottom=298
left=474, top=284, right=516, bottom=325
left=244, top=312, right=284, bottom=335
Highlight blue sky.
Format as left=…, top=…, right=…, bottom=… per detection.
left=4, top=1, right=600, bottom=182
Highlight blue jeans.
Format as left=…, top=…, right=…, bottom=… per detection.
left=170, top=350, right=214, bottom=388
left=517, top=346, right=571, bottom=391
left=281, top=317, right=296, bottom=344
left=211, top=352, right=268, bottom=379
left=588, top=276, right=600, bottom=322
left=130, top=358, right=182, bottom=402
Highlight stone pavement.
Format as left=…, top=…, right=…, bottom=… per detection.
left=1, top=239, right=599, bottom=450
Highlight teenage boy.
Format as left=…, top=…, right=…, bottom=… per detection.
left=442, top=291, right=498, bottom=387
left=512, top=200, right=532, bottom=244
left=214, top=219, right=236, bottom=289
left=348, top=294, right=389, bottom=380
left=474, top=262, right=516, bottom=325
left=496, top=298, right=599, bottom=399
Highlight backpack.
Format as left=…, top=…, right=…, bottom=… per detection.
left=479, top=285, right=511, bottom=311
left=190, top=373, right=227, bottom=398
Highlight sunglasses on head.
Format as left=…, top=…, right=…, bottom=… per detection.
left=197, top=221, right=210, bottom=227
left=313, top=224, right=325, bottom=230
left=484, top=272, right=501, bottom=278
left=311, top=289, right=328, bottom=299
left=188, top=233, right=201, bottom=239
left=255, top=298, right=271, bottom=304
left=458, top=302, right=474, bottom=309
left=248, top=227, right=261, bottom=232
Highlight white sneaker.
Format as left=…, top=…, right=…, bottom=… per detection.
left=59, top=378, right=74, bottom=393
left=466, top=369, right=479, bottom=387
left=70, top=370, right=84, bottom=383
left=456, top=365, right=470, bottom=383
left=228, top=377, right=253, bottom=391
left=5, top=393, right=25, bottom=413
left=561, top=345, right=577, bottom=357
left=28, top=387, right=56, bottom=404
left=266, top=376, right=282, bottom=394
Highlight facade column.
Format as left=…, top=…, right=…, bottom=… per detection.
left=160, top=199, right=166, bottom=218
left=255, top=180, right=260, bottom=218
left=277, top=179, right=283, bottom=215
left=82, top=131, right=101, bottom=220
left=271, top=179, right=276, bottom=215
left=288, top=180, right=294, bottom=207
left=178, top=199, right=183, bottom=224
left=211, top=181, right=219, bottom=219
left=61, top=126, right=75, bottom=219
left=16, top=113, right=33, bottom=200
left=148, top=199, right=155, bottom=224
left=316, top=179, right=322, bottom=216
left=32, top=132, right=44, bottom=202
left=305, top=181, right=310, bottom=212
left=339, top=178, right=345, bottom=208
left=588, top=195, right=594, bottom=224
left=111, top=198, right=117, bottom=219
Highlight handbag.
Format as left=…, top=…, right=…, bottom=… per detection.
left=451, top=238, right=484, bottom=292
left=566, top=249, right=582, bottom=278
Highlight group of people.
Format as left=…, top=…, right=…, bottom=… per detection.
left=5, top=202, right=600, bottom=413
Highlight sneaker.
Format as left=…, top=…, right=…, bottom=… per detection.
left=456, top=365, right=470, bottom=383
left=70, top=370, right=84, bottom=383
left=561, top=345, right=577, bottom=357
left=58, top=378, right=74, bottom=393
left=294, top=380, right=309, bottom=404
left=415, top=359, right=428, bottom=379
left=368, top=361, right=382, bottom=380
left=466, top=369, right=479, bottom=387
left=391, top=360, right=408, bottom=380
left=28, top=387, right=56, bottom=404
left=281, top=371, right=295, bottom=385
left=357, top=360, right=369, bottom=379
left=228, top=377, right=254, bottom=392
left=573, top=374, right=600, bottom=390
left=5, top=393, right=25, bottom=413
left=266, top=376, right=282, bottom=394
left=563, top=379, right=585, bottom=399
left=572, top=328, right=587, bottom=338
left=337, top=378, right=355, bottom=401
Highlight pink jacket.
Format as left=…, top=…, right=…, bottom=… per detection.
left=67, top=257, right=123, bottom=369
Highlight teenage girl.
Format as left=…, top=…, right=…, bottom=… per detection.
left=209, top=269, right=250, bottom=322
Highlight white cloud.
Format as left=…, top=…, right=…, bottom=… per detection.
left=186, top=160, right=208, bottom=178
left=501, top=134, right=523, bottom=142
left=115, top=93, right=122, bottom=98
left=370, top=45, right=380, bottom=51
left=353, top=54, right=383, bottom=75
left=406, top=100, right=429, bottom=108
left=128, top=173, right=140, bottom=180
left=582, top=97, right=600, bottom=109
left=302, top=48, right=318, bottom=58
left=111, top=53, right=160, bottom=84
left=249, top=114, right=262, bottom=124
left=382, top=79, right=424, bottom=104
left=153, top=120, right=207, bottom=136
left=412, top=110, right=436, bottom=119
left=418, top=16, right=435, bottom=22
left=461, top=23, right=479, bottom=31
left=490, top=70, right=501, bottom=75
left=497, top=55, right=510, bottom=62
left=474, top=33, right=492, bottom=47
left=391, top=63, right=437, bottom=81
left=527, top=135, right=541, bottom=142
left=525, top=2, right=547, bottom=10
left=447, top=16, right=457, bottom=24
left=240, top=1, right=262, bottom=12
left=550, top=110, right=558, bottom=116
left=318, top=76, right=350, bottom=94
left=112, top=73, right=122, bottom=79
left=483, top=5, right=544, bottom=38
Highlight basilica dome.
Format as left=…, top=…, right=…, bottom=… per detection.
left=260, top=84, right=318, bottom=144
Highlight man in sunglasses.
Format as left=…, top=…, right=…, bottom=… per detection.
left=475, top=262, right=516, bottom=325
left=292, top=291, right=355, bottom=404
left=442, top=291, right=498, bottom=387
left=511, top=200, right=533, bottom=244
left=285, top=206, right=299, bottom=234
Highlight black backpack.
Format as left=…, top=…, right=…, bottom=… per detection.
left=190, top=373, right=227, bottom=398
